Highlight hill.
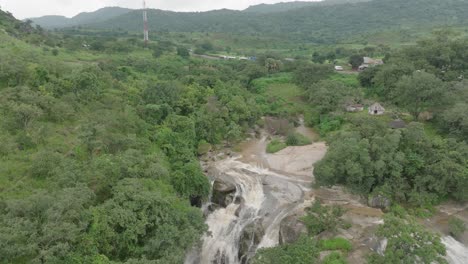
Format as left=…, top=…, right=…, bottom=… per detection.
left=0, top=8, right=48, bottom=42
left=81, top=0, right=468, bottom=43
left=244, top=0, right=370, bottom=13
left=29, top=7, right=132, bottom=29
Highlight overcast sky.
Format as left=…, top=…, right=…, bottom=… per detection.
left=0, top=0, right=320, bottom=19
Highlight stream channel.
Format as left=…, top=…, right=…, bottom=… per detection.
left=185, top=125, right=468, bottom=264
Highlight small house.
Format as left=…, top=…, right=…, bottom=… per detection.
left=369, top=103, right=385, bottom=115
left=363, top=57, right=384, bottom=65
left=359, top=57, right=384, bottom=71
left=346, top=104, right=364, bottom=112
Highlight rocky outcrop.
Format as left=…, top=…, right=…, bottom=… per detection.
left=279, top=214, right=308, bottom=245
left=239, top=219, right=265, bottom=264
left=365, top=236, right=387, bottom=255
left=211, top=178, right=237, bottom=208
left=368, top=195, right=391, bottom=211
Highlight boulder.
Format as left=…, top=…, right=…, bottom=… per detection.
left=212, top=178, right=237, bottom=208
left=367, top=195, right=391, bottom=211
left=238, top=219, right=265, bottom=264
left=279, top=214, right=308, bottom=245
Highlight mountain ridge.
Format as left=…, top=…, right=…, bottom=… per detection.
left=29, top=0, right=368, bottom=28
left=29, top=6, right=132, bottom=29
left=244, top=0, right=370, bottom=13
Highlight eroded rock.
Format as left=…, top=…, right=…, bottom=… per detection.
left=238, top=219, right=265, bottom=264
left=279, top=214, right=308, bottom=245
left=212, top=178, right=237, bottom=208
left=368, top=195, right=391, bottom=211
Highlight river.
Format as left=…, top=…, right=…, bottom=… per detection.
left=185, top=126, right=468, bottom=264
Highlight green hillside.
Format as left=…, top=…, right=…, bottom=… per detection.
left=29, top=7, right=132, bottom=29
left=244, top=0, right=370, bottom=13
left=81, top=0, right=468, bottom=43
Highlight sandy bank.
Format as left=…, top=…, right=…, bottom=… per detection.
left=265, top=142, right=327, bottom=177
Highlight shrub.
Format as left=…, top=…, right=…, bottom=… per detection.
left=266, top=139, right=287, bottom=153
left=320, top=238, right=352, bottom=252
left=286, top=132, right=311, bottom=146
left=197, top=140, right=212, bottom=155
left=448, top=217, right=466, bottom=239
left=252, top=236, right=320, bottom=264
left=301, top=200, right=346, bottom=236
left=323, top=252, right=348, bottom=264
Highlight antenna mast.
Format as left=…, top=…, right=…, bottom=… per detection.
left=143, top=0, right=149, bottom=46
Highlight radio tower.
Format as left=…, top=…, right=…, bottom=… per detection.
left=143, top=0, right=149, bottom=46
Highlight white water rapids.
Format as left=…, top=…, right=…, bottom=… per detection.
left=184, top=134, right=468, bottom=264
left=442, top=236, right=468, bottom=264
left=185, top=156, right=310, bottom=264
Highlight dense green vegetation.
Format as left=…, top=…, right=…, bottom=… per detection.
left=314, top=34, right=468, bottom=207
left=0, top=8, right=284, bottom=263
left=34, top=0, right=468, bottom=44
left=2, top=2, right=468, bottom=263
left=368, top=206, right=447, bottom=263
left=29, top=7, right=132, bottom=29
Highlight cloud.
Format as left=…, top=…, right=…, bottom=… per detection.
left=0, top=0, right=319, bottom=19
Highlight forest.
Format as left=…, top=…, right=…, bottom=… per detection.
left=1, top=2, right=468, bottom=263
left=31, top=0, right=468, bottom=43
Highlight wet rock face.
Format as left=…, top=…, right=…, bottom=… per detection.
left=238, top=219, right=265, bottom=264
left=279, top=214, right=308, bottom=245
left=212, top=178, right=237, bottom=208
left=368, top=195, right=391, bottom=211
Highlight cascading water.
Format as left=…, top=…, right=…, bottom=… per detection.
left=185, top=156, right=310, bottom=264
left=199, top=162, right=265, bottom=264
left=442, top=236, right=468, bottom=264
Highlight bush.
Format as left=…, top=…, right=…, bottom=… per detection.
left=286, top=132, right=311, bottom=146
left=197, top=140, right=212, bottom=155
left=323, top=252, right=348, bottom=264
left=320, top=238, right=352, bottom=252
left=267, top=139, right=287, bottom=153
left=252, top=236, right=320, bottom=264
left=301, top=200, right=346, bottom=236
left=448, top=217, right=466, bottom=239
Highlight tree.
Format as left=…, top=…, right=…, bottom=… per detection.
left=152, top=45, right=164, bottom=58
left=394, top=71, right=446, bottom=117
left=349, top=54, right=363, bottom=69
left=177, top=46, right=190, bottom=58
left=440, top=103, right=468, bottom=140
left=90, top=178, right=206, bottom=262
left=265, top=58, right=282, bottom=74
left=368, top=214, right=447, bottom=264
left=448, top=217, right=466, bottom=240
left=301, top=200, right=346, bottom=236
left=358, top=66, right=380, bottom=87
left=312, top=51, right=326, bottom=64
left=293, top=64, right=333, bottom=88
left=306, top=80, right=358, bottom=114
left=0, top=186, right=96, bottom=263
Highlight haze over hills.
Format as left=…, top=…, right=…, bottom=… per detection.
left=30, top=0, right=368, bottom=29
left=28, top=7, right=132, bottom=29
left=244, top=0, right=370, bottom=13
left=45, top=0, right=468, bottom=43
left=30, top=0, right=468, bottom=43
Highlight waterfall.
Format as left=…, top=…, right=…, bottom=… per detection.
left=442, top=236, right=468, bottom=264
left=185, top=157, right=308, bottom=264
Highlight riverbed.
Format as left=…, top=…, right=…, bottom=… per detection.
left=186, top=125, right=468, bottom=264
